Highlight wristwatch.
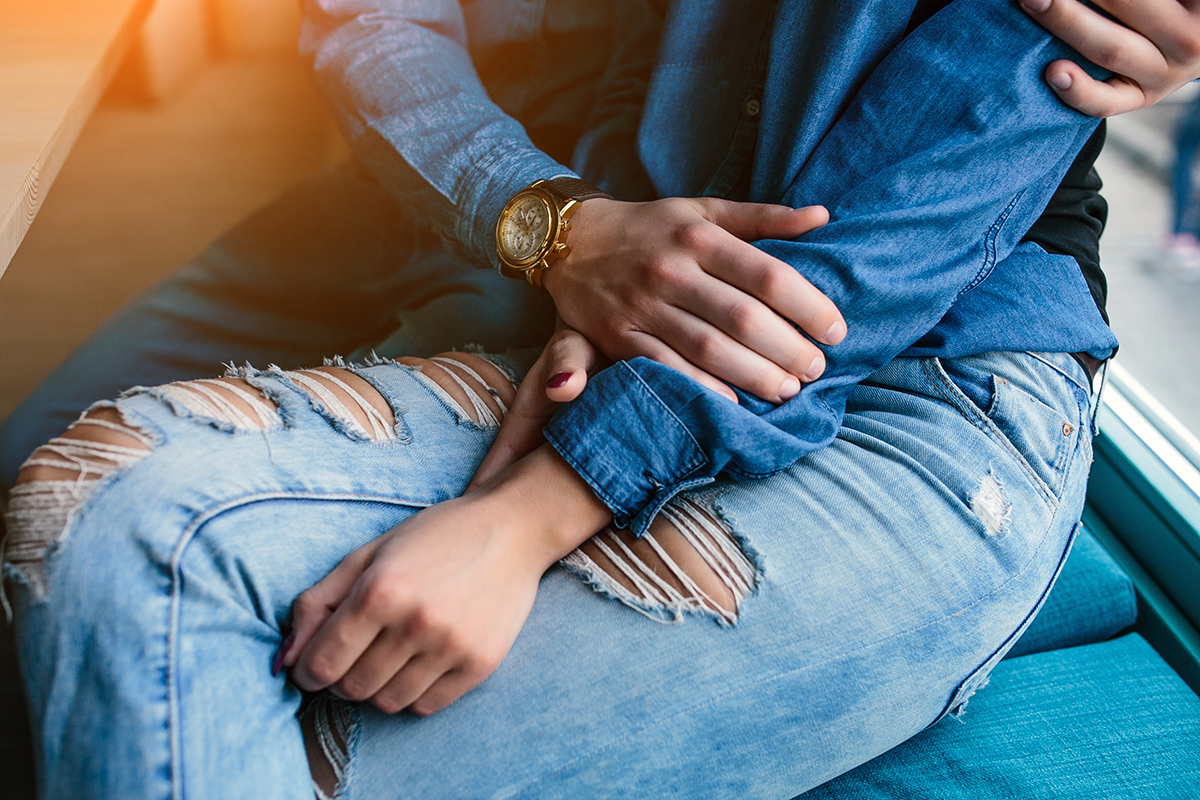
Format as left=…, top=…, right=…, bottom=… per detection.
left=495, top=177, right=610, bottom=286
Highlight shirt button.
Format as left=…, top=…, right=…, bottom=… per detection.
left=744, top=97, right=761, bottom=117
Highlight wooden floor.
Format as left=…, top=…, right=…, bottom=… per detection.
left=0, top=53, right=342, bottom=797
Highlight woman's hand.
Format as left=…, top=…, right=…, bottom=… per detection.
left=279, top=446, right=611, bottom=716
left=467, top=318, right=598, bottom=491
left=1023, top=0, right=1200, bottom=116
left=542, top=197, right=844, bottom=404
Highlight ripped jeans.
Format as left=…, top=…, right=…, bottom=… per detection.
left=5, top=344, right=1094, bottom=799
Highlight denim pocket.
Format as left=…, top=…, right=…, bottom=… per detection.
left=985, top=376, right=1072, bottom=497
left=929, top=355, right=1072, bottom=502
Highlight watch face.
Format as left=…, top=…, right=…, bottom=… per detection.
left=499, top=193, right=552, bottom=262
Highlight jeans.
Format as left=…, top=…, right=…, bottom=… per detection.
left=7, top=325, right=1095, bottom=796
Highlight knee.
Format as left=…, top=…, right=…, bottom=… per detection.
left=6, top=403, right=155, bottom=599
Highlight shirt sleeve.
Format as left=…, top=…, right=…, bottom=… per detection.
left=299, top=0, right=574, bottom=270
left=544, top=0, right=1108, bottom=534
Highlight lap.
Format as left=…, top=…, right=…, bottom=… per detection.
left=8, top=349, right=1093, bottom=798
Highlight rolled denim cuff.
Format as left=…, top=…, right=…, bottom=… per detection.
left=455, top=147, right=578, bottom=271
left=543, top=361, right=711, bottom=535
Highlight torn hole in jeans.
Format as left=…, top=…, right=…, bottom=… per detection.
left=300, top=693, right=361, bottom=800
left=562, top=496, right=758, bottom=625
left=3, top=404, right=154, bottom=606
left=397, top=353, right=513, bottom=428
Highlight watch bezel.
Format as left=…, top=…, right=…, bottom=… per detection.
left=496, top=187, right=562, bottom=272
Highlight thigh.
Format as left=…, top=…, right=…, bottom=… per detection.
left=335, top=352, right=1094, bottom=800
left=0, top=160, right=553, bottom=487
left=10, top=352, right=526, bottom=800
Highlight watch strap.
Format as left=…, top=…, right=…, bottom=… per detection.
left=546, top=176, right=612, bottom=203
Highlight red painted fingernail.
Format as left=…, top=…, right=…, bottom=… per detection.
left=547, top=372, right=571, bottom=389
left=271, top=631, right=295, bottom=677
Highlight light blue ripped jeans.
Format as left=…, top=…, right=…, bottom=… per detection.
left=6, top=348, right=1094, bottom=799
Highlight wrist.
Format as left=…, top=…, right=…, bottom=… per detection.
left=540, top=196, right=621, bottom=298
left=474, top=444, right=612, bottom=570
left=495, top=178, right=612, bottom=290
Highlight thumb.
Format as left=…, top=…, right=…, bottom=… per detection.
left=1043, top=61, right=1148, bottom=118
left=695, top=198, right=829, bottom=242
left=542, top=326, right=597, bottom=404
left=467, top=327, right=598, bottom=491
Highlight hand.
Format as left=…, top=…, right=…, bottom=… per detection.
left=467, top=318, right=598, bottom=491
left=1022, top=0, right=1200, bottom=116
left=280, top=446, right=611, bottom=715
left=541, top=197, right=845, bottom=404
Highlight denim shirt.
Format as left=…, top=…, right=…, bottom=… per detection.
left=302, top=0, right=1119, bottom=534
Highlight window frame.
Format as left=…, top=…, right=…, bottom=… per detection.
left=1084, top=362, right=1200, bottom=692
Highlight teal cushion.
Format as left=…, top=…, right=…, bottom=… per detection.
left=801, top=634, right=1200, bottom=798
left=1007, top=528, right=1136, bottom=659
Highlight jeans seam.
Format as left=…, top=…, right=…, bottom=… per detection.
left=510, top=484, right=1073, bottom=797
left=164, top=491, right=434, bottom=798
left=922, top=357, right=1057, bottom=508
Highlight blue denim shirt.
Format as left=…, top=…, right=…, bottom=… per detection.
left=302, top=0, right=1119, bottom=534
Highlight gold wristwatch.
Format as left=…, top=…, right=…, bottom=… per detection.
left=495, top=177, right=610, bottom=287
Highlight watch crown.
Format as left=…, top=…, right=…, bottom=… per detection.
left=562, top=219, right=572, bottom=232
left=553, top=243, right=571, bottom=259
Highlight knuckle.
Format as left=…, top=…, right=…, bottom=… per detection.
left=726, top=301, right=760, bottom=339
left=440, top=631, right=466, bottom=659
left=1179, top=35, right=1200, bottom=63
left=292, top=591, right=322, bottom=620
left=1092, top=42, right=1125, bottom=71
left=672, top=221, right=712, bottom=252
left=406, top=606, right=447, bottom=641
left=465, top=649, right=502, bottom=677
left=756, top=263, right=791, bottom=298
left=372, top=694, right=405, bottom=715
left=694, top=332, right=725, bottom=364
left=639, top=254, right=673, bottom=282
left=358, top=579, right=405, bottom=619
left=304, top=657, right=341, bottom=688
left=337, top=676, right=372, bottom=702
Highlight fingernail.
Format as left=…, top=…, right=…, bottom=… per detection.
left=271, top=631, right=295, bottom=677
left=804, top=354, right=825, bottom=381
left=823, top=320, right=846, bottom=345
left=547, top=372, right=571, bottom=389
left=1048, top=71, right=1072, bottom=91
left=779, top=377, right=800, bottom=401
left=1021, top=0, right=1050, bottom=12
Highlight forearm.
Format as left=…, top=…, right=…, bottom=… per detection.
left=548, top=0, right=1116, bottom=532
left=300, top=0, right=571, bottom=269
left=473, top=444, right=613, bottom=570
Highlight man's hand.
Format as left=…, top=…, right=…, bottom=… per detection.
left=1023, top=0, right=1200, bottom=117
left=541, top=197, right=845, bottom=405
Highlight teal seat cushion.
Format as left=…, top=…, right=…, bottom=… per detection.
left=1006, top=528, right=1136, bottom=659
left=801, top=634, right=1200, bottom=798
